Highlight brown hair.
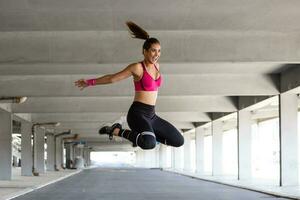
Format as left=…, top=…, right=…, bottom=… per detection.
left=126, top=21, right=160, bottom=50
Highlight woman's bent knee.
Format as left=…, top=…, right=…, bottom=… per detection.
left=137, top=132, right=156, bottom=150
left=140, top=138, right=156, bottom=149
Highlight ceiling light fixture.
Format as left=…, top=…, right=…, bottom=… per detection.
left=0, top=96, right=27, bottom=104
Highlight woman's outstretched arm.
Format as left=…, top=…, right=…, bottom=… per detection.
left=74, top=63, right=138, bottom=90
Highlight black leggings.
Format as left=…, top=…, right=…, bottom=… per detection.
left=119, top=101, right=184, bottom=150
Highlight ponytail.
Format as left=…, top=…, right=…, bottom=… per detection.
left=126, top=21, right=149, bottom=40
left=126, top=21, right=160, bottom=51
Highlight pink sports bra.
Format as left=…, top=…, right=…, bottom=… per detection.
left=134, top=62, right=162, bottom=91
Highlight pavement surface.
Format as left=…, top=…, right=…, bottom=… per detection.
left=11, top=168, right=291, bottom=200
left=0, top=168, right=81, bottom=200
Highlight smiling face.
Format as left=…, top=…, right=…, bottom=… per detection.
left=143, top=43, right=161, bottom=64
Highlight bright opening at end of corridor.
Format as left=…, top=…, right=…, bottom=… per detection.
left=90, top=151, right=136, bottom=167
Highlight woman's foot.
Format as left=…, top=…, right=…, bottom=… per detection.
left=99, top=123, right=122, bottom=140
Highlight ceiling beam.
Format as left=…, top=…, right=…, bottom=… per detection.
left=1, top=74, right=279, bottom=96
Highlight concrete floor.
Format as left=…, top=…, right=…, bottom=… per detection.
left=167, top=169, right=300, bottom=199
left=11, top=167, right=291, bottom=200
left=0, top=167, right=81, bottom=200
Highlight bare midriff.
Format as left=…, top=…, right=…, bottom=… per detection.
left=134, top=91, right=158, bottom=105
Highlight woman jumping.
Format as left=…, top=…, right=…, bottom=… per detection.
left=75, top=21, right=184, bottom=150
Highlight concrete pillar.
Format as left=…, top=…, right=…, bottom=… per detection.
left=84, top=150, right=88, bottom=167
left=166, top=146, right=172, bottom=168
left=55, top=137, right=62, bottom=170
left=71, top=144, right=76, bottom=167
left=34, top=127, right=45, bottom=174
left=46, top=134, right=55, bottom=171
left=172, top=132, right=185, bottom=171
left=74, top=145, right=79, bottom=158
left=238, top=110, right=252, bottom=180
left=0, top=110, right=12, bottom=180
left=174, top=144, right=184, bottom=170
left=86, top=150, right=91, bottom=166
left=70, top=145, right=74, bottom=165
left=135, top=150, right=143, bottom=167
left=82, top=149, right=85, bottom=166
left=140, top=150, right=147, bottom=168
left=75, top=145, right=83, bottom=158
left=21, top=121, right=32, bottom=176
left=140, top=150, right=146, bottom=168
left=183, top=132, right=192, bottom=172
left=143, top=149, right=157, bottom=168
left=12, top=156, right=18, bottom=167
left=144, top=150, right=152, bottom=168
left=84, top=149, right=91, bottom=167
left=135, top=148, right=159, bottom=168
left=74, top=145, right=84, bottom=169
left=171, top=147, right=176, bottom=169
left=61, top=140, right=65, bottom=169
left=159, top=145, right=168, bottom=168
left=78, top=146, right=83, bottom=158
left=139, top=149, right=150, bottom=167
left=279, top=93, right=298, bottom=186
left=195, top=126, right=205, bottom=175
left=73, top=145, right=85, bottom=169
left=83, top=149, right=88, bottom=167
left=155, top=147, right=160, bottom=168
left=212, top=120, right=223, bottom=176
left=88, top=150, right=91, bottom=166
left=145, top=149, right=156, bottom=168
left=65, top=144, right=72, bottom=169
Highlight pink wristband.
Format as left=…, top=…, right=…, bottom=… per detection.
left=86, top=79, right=96, bottom=86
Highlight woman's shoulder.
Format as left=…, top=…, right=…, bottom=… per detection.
left=127, top=62, right=143, bottom=77
left=129, top=62, right=142, bottom=67
left=128, top=62, right=143, bottom=70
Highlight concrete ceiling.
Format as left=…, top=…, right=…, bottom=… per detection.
left=1, top=0, right=299, bottom=150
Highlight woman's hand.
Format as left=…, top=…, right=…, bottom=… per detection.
left=74, top=79, right=88, bottom=90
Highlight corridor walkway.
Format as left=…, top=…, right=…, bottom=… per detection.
left=12, top=168, right=290, bottom=200
left=0, top=167, right=81, bottom=200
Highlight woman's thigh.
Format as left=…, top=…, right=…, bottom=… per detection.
left=127, top=111, right=154, bottom=133
left=152, top=115, right=184, bottom=147
left=127, top=110, right=157, bottom=149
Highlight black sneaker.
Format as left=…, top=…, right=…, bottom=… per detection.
left=99, top=123, right=122, bottom=140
